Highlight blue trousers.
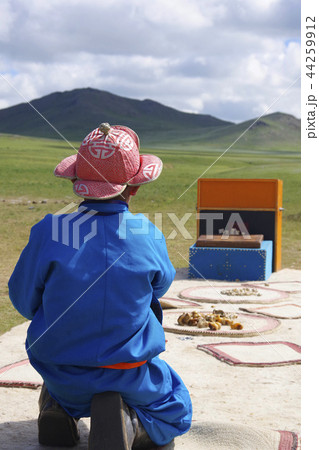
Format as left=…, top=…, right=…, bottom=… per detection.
left=29, top=354, right=192, bottom=446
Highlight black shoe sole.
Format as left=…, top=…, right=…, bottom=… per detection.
left=89, top=391, right=130, bottom=450
left=38, top=409, right=79, bottom=447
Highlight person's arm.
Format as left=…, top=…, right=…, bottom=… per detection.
left=151, top=233, right=176, bottom=299
left=8, top=218, right=49, bottom=320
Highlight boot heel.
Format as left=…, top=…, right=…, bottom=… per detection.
left=38, top=409, right=79, bottom=447
left=89, top=391, right=131, bottom=450
left=38, top=385, right=79, bottom=447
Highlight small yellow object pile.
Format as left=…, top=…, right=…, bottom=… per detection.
left=220, top=287, right=262, bottom=297
left=177, top=310, right=243, bottom=331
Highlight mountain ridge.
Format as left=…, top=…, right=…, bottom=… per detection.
left=0, top=87, right=300, bottom=150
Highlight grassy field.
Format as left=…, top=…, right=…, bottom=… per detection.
left=0, top=133, right=300, bottom=335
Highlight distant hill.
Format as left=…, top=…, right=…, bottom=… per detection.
left=0, top=88, right=231, bottom=140
left=0, top=88, right=300, bottom=150
left=165, top=112, right=301, bottom=151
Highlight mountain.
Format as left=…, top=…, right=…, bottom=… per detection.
left=0, top=88, right=300, bottom=150
left=168, top=112, right=301, bottom=151
left=0, top=88, right=231, bottom=141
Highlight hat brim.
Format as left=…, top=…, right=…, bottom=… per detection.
left=73, top=179, right=127, bottom=200
left=54, top=151, right=162, bottom=198
left=54, top=154, right=77, bottom=180
left=128, top=154, right=163, bottom=186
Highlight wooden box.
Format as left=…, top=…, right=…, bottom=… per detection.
left=196, top=179, right=283, bottom=272
left=189, top=240, right=273, bottom=281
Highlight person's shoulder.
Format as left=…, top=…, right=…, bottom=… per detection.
left=22, top=214, right=53, bottom=250
left=33, top=210, right=81, bottom=228
left=31, top=213, right=52, bottom=229
left=30, top=213, right=56, bottom=237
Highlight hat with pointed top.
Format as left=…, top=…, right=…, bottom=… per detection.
left=54, top=123, right=162, bottom=199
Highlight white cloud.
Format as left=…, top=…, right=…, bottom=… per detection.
left=140, top=0, right=211, bottom=29
left=0, top=1, right=16, bottom=42
left=0, top=0, right=301, bottom=122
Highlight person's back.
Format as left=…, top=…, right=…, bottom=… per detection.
left=9, top=123, right=192, bottom=449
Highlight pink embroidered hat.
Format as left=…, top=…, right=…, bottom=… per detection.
left=54, top=123, right=163, bottom=199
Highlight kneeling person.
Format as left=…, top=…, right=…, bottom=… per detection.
left=9, top=123, right=192, bottom=449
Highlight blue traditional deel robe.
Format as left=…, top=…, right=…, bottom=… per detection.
left=8, top=201, right=192, bottom=446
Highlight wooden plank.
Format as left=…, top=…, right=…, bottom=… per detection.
left=196, top=234, right=264, bottom=248
left=198, top=178, right=280, bottom=209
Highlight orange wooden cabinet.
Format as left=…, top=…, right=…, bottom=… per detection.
left=197, top=179, right=283, bottom=271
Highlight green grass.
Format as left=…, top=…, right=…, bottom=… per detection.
left=0, top=134, right=300, bottom=335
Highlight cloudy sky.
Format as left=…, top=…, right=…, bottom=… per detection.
left=0, top=0, right=300, bottom=123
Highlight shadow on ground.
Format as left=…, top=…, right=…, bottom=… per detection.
left=0, top=419, right=89, bottom=450
left=0, top=419, right=174, bottom=449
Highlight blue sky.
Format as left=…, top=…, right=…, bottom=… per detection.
left=0, top=0, right=301, bottom=122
